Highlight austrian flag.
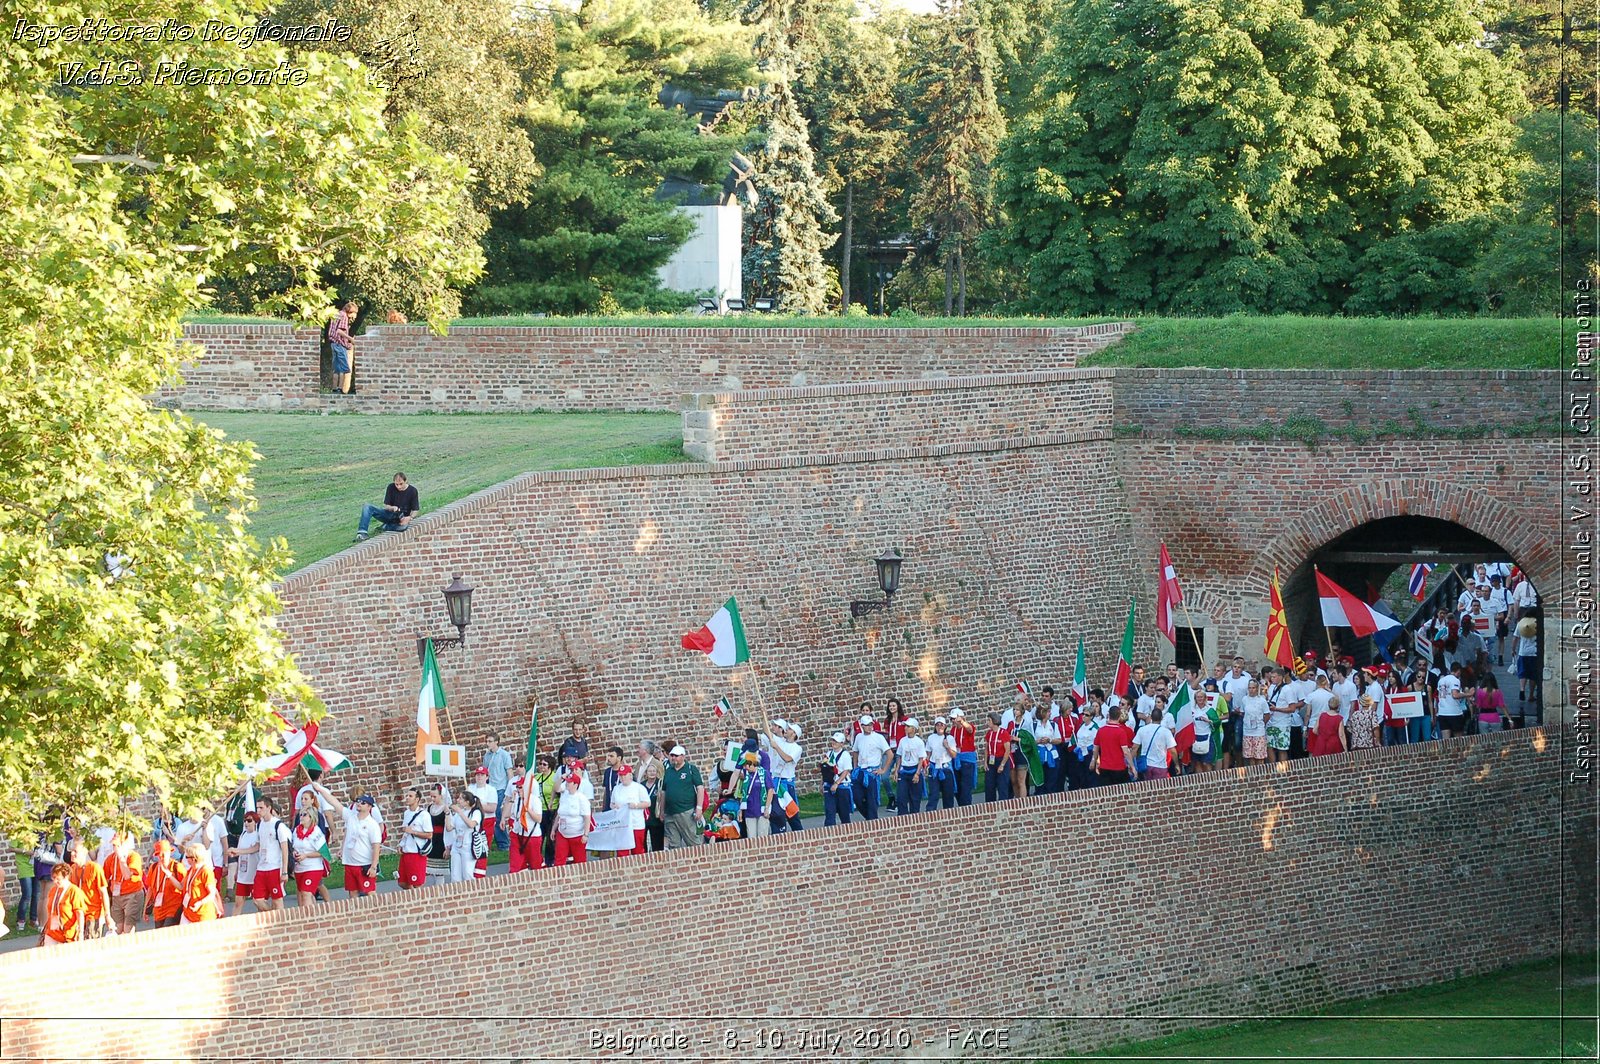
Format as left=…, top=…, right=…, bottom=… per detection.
left=682, top=597, right=750, bottom=667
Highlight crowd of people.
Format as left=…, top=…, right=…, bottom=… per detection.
left=11, top=563, right=1541, bottom=947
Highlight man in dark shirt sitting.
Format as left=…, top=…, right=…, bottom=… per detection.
left=354, top=472, right=420, bottom=542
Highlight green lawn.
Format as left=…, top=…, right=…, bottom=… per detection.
left=196, top=412, right=683, bottom=568
left=1080, top=315, right=1557, bottom=370
left=1056, top=954, right=1597, bottom=1063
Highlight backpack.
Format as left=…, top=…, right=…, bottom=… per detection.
left=470, top=815, right=488, bottom=859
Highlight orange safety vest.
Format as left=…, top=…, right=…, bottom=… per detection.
left=42, top=881, right=87, bottom=944
left=144, top=859, right=183, bottom=921
left=180, top=863, right=219, bottom=923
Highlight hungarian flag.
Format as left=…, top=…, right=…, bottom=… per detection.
left=1016, top=679, right=1032, bottom=698
left=1070, top=637, right=1088, bottom=707
left=1317, top=571, right=1402, bottom=637
left=522, top=701, right=540, bottom=773
left=416, top=638, right=446, bottom=763
left=1264, top=567, right=1295, bottom=669
left=1408, top=563, right=1434, bottom=601
left=712, top=696, right=731, bottom=718
left=1169, top=682, right=1196, bottom=761
left=1156, top=543, right=1183, bottom=644
left=1109, top=598, right=1137, bottom=701
left=681, top=597, right=750, bottom=667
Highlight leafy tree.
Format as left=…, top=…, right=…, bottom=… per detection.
left=906, top=0, right=1004, bottom=315
left=268, top=0, right=556, bottom=320
left=0, top=0, right=477, bottom=843
left=995, top=0, right=1526, bottom=314
left=1482, top=0, right=1598, bottom=114
left=741, top=0, right=837, bottom=312
left=795, top=0, right=905, bottom=312
left=472, top=0, right=751, bottom=314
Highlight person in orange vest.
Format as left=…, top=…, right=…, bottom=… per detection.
left=67, top=839, right=110, bottom=939
left=142, top=839, right=184, bottom=928
left=37, top=862, right=88, bottom=947
left=179, top=842, right=221, bottom=924
left=101, top=831, right=144, bottom=935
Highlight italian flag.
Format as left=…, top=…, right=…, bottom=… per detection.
left=243, top=718, right=351, bottom=782
left=1169, top=681, right=1196, bottom=760
left=1109, top=598, right=1137, bottom=701
left=523, top=702, right=540, bottom=773
left=681, top=597, right=750, bottom=667
left=713, top=696, right=731, bottom=718
left=1070, top=637, right=1088, bottom=707
left=416, top=638, right=446, bottom=763
left=1016, top=679, right=1032, bottom=698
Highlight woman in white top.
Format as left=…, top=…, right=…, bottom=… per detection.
left=822, top=732, right=855, bottom=826
left=446, top=791, right=476, bottom=884
left=554, top=773, right=592, bottom=866
left=1239, top=681, right=1271, bottom=765
left=1133, top=707, right=1176, bottom=779
left=892, top=719, right=927, bottom=816
left=608, top=764, right=652, bottom=856
left=924, top=717, right=958, bottom=809
left=289, top=808, right=328, bottom=908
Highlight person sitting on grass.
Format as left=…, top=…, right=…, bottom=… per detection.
left=354, top=472, right=420, bottom=542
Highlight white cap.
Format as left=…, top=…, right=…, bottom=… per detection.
left=772, top=718, right=788, bottom=732
left=670, top=745, right=686, bottom=756
left=830, top=731, right=846, bottom=743
left=950, top=708, right=965, bottom=718
left=903, top=717, right=920, bottom=729
left=788, top=721, right=803, bottom=738
left=859, top=714, right=873, bottom=725
left=933, top=715, right=947, bottom=725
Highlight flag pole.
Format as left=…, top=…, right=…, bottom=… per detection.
left=1184, top=613, right=1208, bottom=675
left=1313, top=563, right=1337, bottom=662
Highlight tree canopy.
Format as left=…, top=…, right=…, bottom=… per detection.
left=0, top=0, right=477, bottom=841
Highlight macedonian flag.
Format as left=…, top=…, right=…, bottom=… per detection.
left=1264, top=567, right=1296, bottom=669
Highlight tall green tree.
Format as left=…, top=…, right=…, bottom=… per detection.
left=1483, top=0, right=1598, bottom=114
left=472, top=0, right=751, bottom=314
left=995, top=0, right=1526, bottom=314
left=906, top=0, right=1004, bottom=315
left=742, top=0, right=837, bottom=312
left=0, top=0, right=477, bottom=843
left=270, top=0, right=555, bottom=320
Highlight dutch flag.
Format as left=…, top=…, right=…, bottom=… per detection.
left=1408, top=563, right=1434, bottom=601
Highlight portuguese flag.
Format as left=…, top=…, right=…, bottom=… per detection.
left=681, top=597, right=750, bottom=667
left=1109, top=598, right=1137, bottom=702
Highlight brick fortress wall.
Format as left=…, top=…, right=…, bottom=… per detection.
left=155, top=321, right=1135, bottom=413
left=1, top=729, right=1589, bottom=1062
left=681, top=369, right=1115, bottom=462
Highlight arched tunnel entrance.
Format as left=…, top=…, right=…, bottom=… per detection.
left=1278, top=515, right=1543, bottom=719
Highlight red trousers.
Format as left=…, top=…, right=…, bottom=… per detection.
left=616, top=828, right=647, bottom=856
left=554, top=834, right=587, bottom=865
left=508, top=833, right=544, bottom=872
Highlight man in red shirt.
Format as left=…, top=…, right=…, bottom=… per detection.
left=983, top=711, right=1014, bottom=802
left=951, top=708, right=978, bottom=806
left=1091, top=706, right=1136, bottom=786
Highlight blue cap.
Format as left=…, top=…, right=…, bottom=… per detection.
left=357, top=794, right=376, bottom=806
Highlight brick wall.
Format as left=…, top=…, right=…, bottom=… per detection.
left=1, top=729, right=1588, bottom=1062
left=269, top=433, right=1144, bottom=806
left=155, top=322, right=1136, bottom=413
left=681, top=369, right=1115, bottom=462
left=1112, top=368, right=1560, bottom=434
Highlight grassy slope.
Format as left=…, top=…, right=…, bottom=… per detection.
left=196, top=412, right=682, bottom=568
left=1060, top=954, right=1597, bottom=1063
left=1081, top=315, right=1558, bottom=370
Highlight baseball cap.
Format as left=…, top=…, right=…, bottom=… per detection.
left=859, top=714, right=873, bottom=726
left=830, top=731, right=846, bottom=743
left=903, top=717, right=919, bottom=729
left=618, top=763, right=634, bottom=775
left=772, top=718, right=789, bottom=732
left=789, top=722, right=803, bottom=738
left=670, top=745, right=687, bottom=756
left=933, top=715, right=947, bottom=725
left=357, top=794, right=376, bottom=807
left=474, top=765, right=488, bottom=775
left=950, top=708, right=965, bottom=718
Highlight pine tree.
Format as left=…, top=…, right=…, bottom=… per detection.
left=907, top=0, right=1004, bottom=316
left=742, top=0, right=837, bottom=313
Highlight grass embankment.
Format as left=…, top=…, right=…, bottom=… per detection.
left=1080, top=315, right=1557, bottom=370
left=1057, top=953, right=1597, bottom=1063
left=196, top=412, right=682, bottom=567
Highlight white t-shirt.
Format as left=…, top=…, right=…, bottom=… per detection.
left=205, top=813, right=227, bottom=869
left=1517, top=632, right=1538, bottom=657
left=1222, top=671, right=1253, bottom=709
left=827, top=748, right=854, bottom=779
left=1513, top=581, right=1537, bottom=609
left=1133, top=722, right=1175, bottom=770
left=766, top=736, right=801, bottom=781
left=556, top=791, right=591, bottom=838
left=852, top=731, right=891, bottom=770
left=925, top=732, right=956, bottom=767
left=610, top=780, right=651, bottom=830
left=1240, top=695, right=1269, bottom=738
left=235, top=828, right=260, bottom=881
left=1191, top=699, right=1214, bottom=738
left=399, top=807, right=432, bottom=854
left=1364, top=681, right=1387, bottom=715
left=467, top=782, right=498, bottom=812
left=1305, top=688, right=1335, bottom=728
left=1487, top=588, right=1509, bottom=616
left=1457, top=589, right=1476, bottom=614
left=895, top=735, right=927, bottom=770
left=1333, top=679, right=1360, bottom=719
left=1134, top=693, right=1157, bottom=724
left=291, top=826, right=328, bottom=873
left=1437, top=674, right=1465, bottom=716
left=255, top=817, right=289, bottom=872
left=342, top=809, right=382, bottom=868
left=1269, top=684, right=1297, bottom=728
left=1074, top=718, right=1100, bottom=754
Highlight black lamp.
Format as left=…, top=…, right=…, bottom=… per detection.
left=851, top=549, right=903, bottom=618
left=417, top=573, right=474, bottom=662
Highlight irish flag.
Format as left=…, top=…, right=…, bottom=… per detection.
left=417, top=638, right=446, bottom=763
left=1169, top=682, right=1196, bottom=760
left=681, top=597, right=750, bottom=667
left=1317, top=571, right=1401, bottom=637
left=1109, top=598, right=1137, bottom=701
left=523, top=702, right=540, bottom=773
left=1070, top=637, right=1088, bottom=707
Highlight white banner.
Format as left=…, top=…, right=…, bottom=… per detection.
left=1386, top=691, right=1425, bottom=719
left=423, top=744, right=467, bottom=777
left=587, top=807, right=634, bottom=851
